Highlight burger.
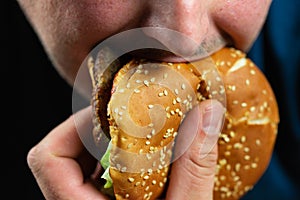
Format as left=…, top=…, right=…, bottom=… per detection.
left=87, top=47, right=279, bottom=200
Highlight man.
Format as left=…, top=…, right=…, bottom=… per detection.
left=18, top=0, right=287, bottom=199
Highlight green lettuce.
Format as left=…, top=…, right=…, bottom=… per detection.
left=100, top=141, right=113, bottom=189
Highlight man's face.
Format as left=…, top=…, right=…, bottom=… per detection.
left=18, top=0, right=272, bottom=85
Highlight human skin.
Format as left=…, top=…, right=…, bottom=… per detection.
left=18, top=0, right=271, bottom=87
left=19, top=0, right=272, bottom=199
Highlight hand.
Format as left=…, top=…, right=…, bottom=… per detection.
left=27, top=100, right=224, bottom=200
left=27, top=107, right=108, bottom=200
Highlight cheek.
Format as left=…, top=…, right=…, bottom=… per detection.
left=21, top=0, right=143, bottom=84
left=211, top=0, right=272, bottom=50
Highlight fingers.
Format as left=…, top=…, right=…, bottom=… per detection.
left=27, top=106, right=108, bottom=200
left=166, top=100, right=225, bottom=200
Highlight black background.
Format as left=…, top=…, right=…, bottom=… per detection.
left=5, top=1, right=73, bottom=199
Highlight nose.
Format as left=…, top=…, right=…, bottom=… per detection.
left=141, top=0, right=225, bottom=60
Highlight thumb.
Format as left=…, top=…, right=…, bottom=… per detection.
left=166, top=100, right=225, bottom=200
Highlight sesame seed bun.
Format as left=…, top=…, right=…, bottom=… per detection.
left=89, top=47, right=279, bottom=200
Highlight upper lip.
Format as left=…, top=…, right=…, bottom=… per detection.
left=91, top=29, right=232, bottom=64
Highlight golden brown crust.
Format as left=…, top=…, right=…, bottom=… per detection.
left=211, top=47, right=279, bottom=200
left=91, top=47, right=279, bottom=200
left=108, top=60, right=203, bottom=200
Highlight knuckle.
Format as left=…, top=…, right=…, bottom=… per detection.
left=27, top=144, right=46, bottom=176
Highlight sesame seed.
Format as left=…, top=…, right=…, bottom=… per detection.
left=235, top=163, right=241, bottom=172
left=166, top=113, right=171, bottom=118
left=137, top=64, right=143, bottom=69
left=172, top=99, right=177, bottom=105
left=176, top=97, right=181, bottom=103
left=244, top=165, right=250, bottom=170
left=114, top=108, right=119, bottom=114
left=231, top=53, right=237, bottom=58
left=150, top=77, right=155, bottom=82
left=246, top=79, right=250, bottom=86
left=256, top=139, right=261, bottom=146
left=136, top=80, right=142, bottom=83
left=226, top=164, right=231, bottom=171
left=244, top=155, right=251, bottom=160
left=178, top=111, right=183, bottom=116
left=241, top=102, right=248, bottom=108
left=233, top=176, right=240, bottom=182
left=144, top=194, right=148, bottom=199
left=174, top=88, right=179, bottom=95
left=152, top=180, right=157, bottom=185
left=144, top=80, right=150, bottom=87
left=233, top=100, right=239, bottom=105
left=163, top=73, right=168, bottom=79
left=250, top=69, right=256, bottom=75
left=125, top=194, right=130, bottom=198
left=146, top=134, right=152, bottom=139
left=159, top=182, right=164, bottom=187
left=134, top=89, right=141, bottom=93
left=145, top=186, right=150, bottom=191
left=220, top=186, right=229, bottom=192
left=244, top=147, right=250, bottom=153
left=219, top=159, right=227, bottom=166
left=250, top=106, right=256, bottom=112
left=126, top=83, right=131, bottom=88
left=231, top=85, right=236, bottom=91
left=251, top=163, right=258, bottom=168
left=224, top=151, right=231, bottom=156
left=163, top=89, right=168, bottom=96
left=229, top=131, right=235, bottom=137
left=143, top=175, right=149, bottom=180
left=127, top=143, right=133, bottom=149
left=173, top=132, right=178, bottom=137
left=135, top=182, right=141, bottom=186
left=121, top=167, right=127, bottom=172
left=144, top=70, right=149, bottom=75
left=212, top=91, right=218, bottom=95
left=128, top=177, right=135, bottom=182
left=181, top=83, right=186, bottom=90
left=241, top=136, right=246, bottom=143
left=148, top=104, right=154, bottom=109
left=145, top=141, right=150, bottom=145
left=158, top=92, right=164, bottom=97
left=234, top=143, right=243, bottom=149
left=148, top=123, right=154, bottom=127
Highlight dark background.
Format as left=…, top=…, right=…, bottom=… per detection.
left=5, top=1, right=73, bottom=199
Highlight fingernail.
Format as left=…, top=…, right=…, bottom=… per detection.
left=202, top=101, right=225, bottom=135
